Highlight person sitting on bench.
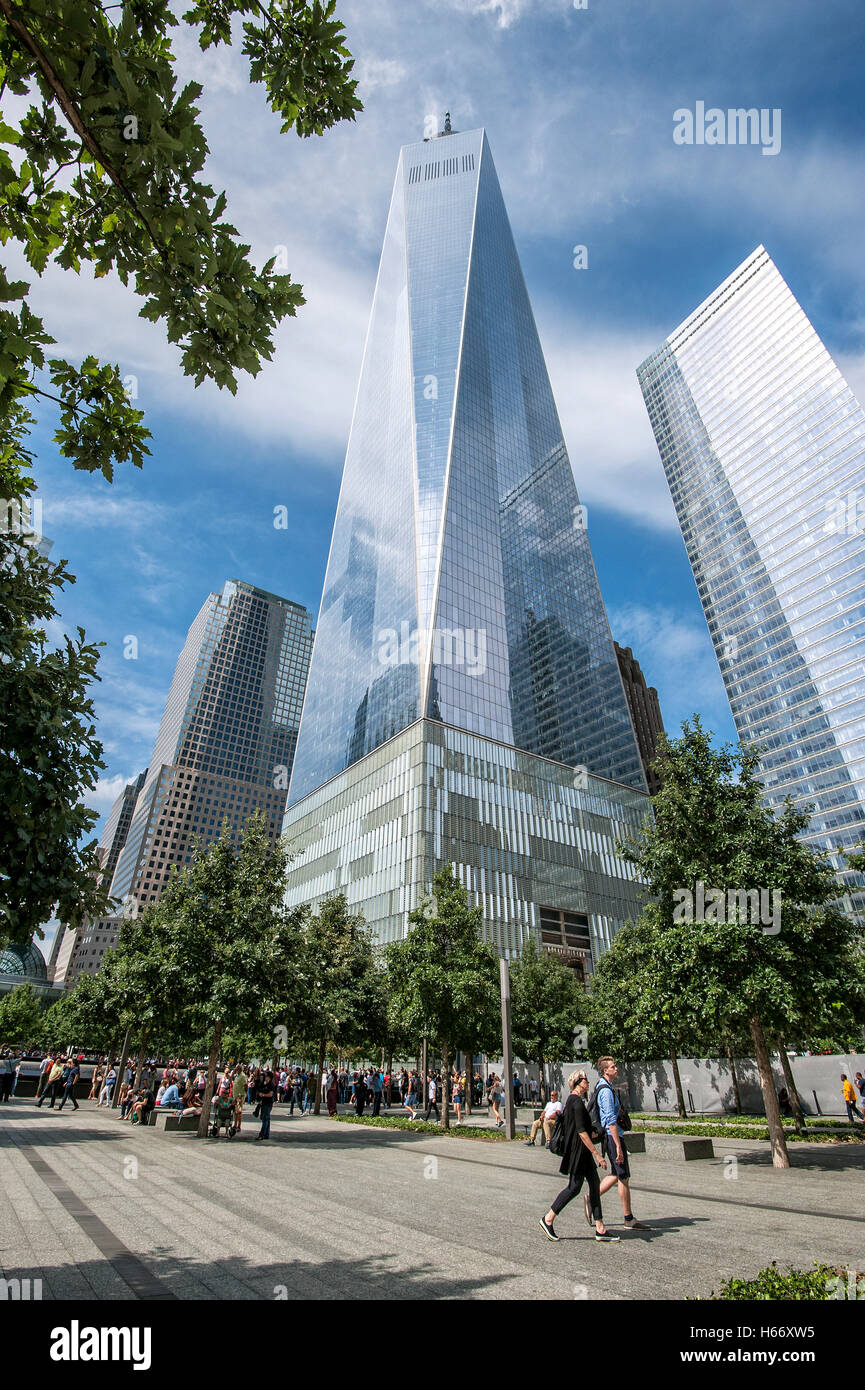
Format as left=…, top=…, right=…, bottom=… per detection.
left=524, top=1091, right=563, bottom=1146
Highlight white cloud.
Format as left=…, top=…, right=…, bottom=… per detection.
left=84, top=772, right=134, bottom=818
left=354, top=56, right=408, bottom=91
left=540, top=311, right=679, bottom=530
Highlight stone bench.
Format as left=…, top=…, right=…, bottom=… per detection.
left=682, top=1137, right=714, bottom=1159
left=629, top=1132, right=714, bottom=1160
left=149, top=1109, right=199, bottom=1132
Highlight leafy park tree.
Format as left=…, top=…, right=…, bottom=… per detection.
left=292, top=893, right=383, bottom=1114
left=510, top=935, right=586, bottom=1103
left=385, top=867, right=501, bottom=1130
left=0, top=0, right=361, bottom=942
left=135, top=812, right=305, bottom=1135
left=618, top=716, right=864, bottom=1168
left=0, top=527, right=110, bottom=945
left=0, top=980, right=44, bottom=1043
left=42, top=966, right=117, bottom=1054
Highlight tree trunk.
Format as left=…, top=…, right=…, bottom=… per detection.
left=727, top=1043, right=742, bottom=1114
left=386, top=1051, right=393, bottom=1106
left=778, top=1039, right=805, bottom=1136
left=111, top=1026, right=131, bottom=1108
left=671, top=1052, right=686, bottom=1119
left=133, top=1025, right=149, bottom=1092
left=750, top=1014, right=790, bottom=1168
left=313, top=1037, right=326, bottom=1115
left=197, top=1019, right=223, bottom=1138
left=421, top=1038, right=428, bottom=1104
left=441, top=1042, right=450, bottom=1130
left=538, top=1054, right=546, bottom=1106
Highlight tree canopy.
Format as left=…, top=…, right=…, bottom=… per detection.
left=0, top=0, right=361, bottom=943
left=386, top=866, right=501, bottom=1129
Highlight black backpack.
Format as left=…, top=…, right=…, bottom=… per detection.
left=588, top=1079, right=631, bottom=1140
left=548, top=1111, right=567, bottom=1157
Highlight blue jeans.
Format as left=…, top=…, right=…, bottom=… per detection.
left=259, top=1103, right=272, bottom=1138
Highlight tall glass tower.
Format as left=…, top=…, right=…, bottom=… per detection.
left=284, top=125, right=649, bottom=958
left=638, top=246, right=865, bottom=917
left=107, top=580, right=314, bottom=913
left=289, top=125, right=644, bottom=803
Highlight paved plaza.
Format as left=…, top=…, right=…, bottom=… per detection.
left=1, top=1099, right=863, bottom=1301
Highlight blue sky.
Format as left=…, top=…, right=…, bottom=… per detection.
left=18, top=0, right=865, bottom=836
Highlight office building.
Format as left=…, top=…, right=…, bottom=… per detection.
left=283, top=123, right=650, bottom=963
left=638, top=246, right=865, bottom=916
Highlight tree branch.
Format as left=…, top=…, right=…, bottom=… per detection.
left=0, top=0, right=171, bottom=270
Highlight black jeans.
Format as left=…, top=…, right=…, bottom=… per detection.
left=424, top=1100, right=439, bottom=1120
left=37, top=1080, right=61, bottom=1107
left=372, top=1091, right=382, bottom=1116
left=57, top=1085, right=79, bottom=1110
left=551, top=1158, right=602, bottom=1223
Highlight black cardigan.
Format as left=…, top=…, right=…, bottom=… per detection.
left=558, top=1091, right=595, bottom=1177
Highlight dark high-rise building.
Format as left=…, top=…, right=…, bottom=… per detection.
left=283, top=124, right=649, bottom=962
left=55, top=769, right=147, bottom=984
left=68, top=581, right=313, bottom=979
left=614, top=643, right=666, bottom=796
left=97, top=769, right=148, bottom=887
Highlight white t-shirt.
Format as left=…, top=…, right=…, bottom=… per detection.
left=543, top=1100, right=563, bottom=1120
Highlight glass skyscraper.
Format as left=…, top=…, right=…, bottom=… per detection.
left=284, top=125, right=649, bottom=959
left=102, top=579, right=313, bottom=918
left=638, top=246, right=865, bottom=917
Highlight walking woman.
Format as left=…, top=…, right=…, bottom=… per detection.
left=452, top=1068, right=464, bottom=1126
left=326, top=1069, right=339, bottom=1117
left=539, top=1071, right=618, bottom=1243
left=403, top=1071, right=420, bottom=1120
left=489, top=1074, right=505, bottom=1128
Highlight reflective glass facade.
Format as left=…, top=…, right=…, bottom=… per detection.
left=283, top=718, right=649, bottom=955
left=638, top=247, right=865, bottom=916
left=109, top=580, right=314, bottom=915
left=289, top=128, right=645, bottom=804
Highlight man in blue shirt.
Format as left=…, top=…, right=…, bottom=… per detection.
left=158, top=1082, right=183, bottom=1116
left=595, top=1056, right=650, bottom=1232
left=371, top=1069, right=383, bottom=1116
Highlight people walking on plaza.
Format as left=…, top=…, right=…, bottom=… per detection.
left=452, top=1069, right=464, bottom=1125
left=0, top=1050, right=15, bottom=1103
left=513, top=1072, right=522, bottom=1109
left=35, top=1053, right=54, bottom=1101
left=354, top=1071, right=368, bottom=1116
left=424, top=1071, right=440, bottom=1122
left=529, top=1076, right=539, bottom=1105
left=327, top=1069, right=339, bottom=1117
left=403, top=1071, right=420, bottom=1120
left=232, top=1066, right=248, bottom=1133
left=36, top=1056, right=64, bottom=1108
left=256, top=1069, right=275, bottom=1140
left=539, top=1070, right=617, bottom=1243
left=488, top=1073, right=505, bottom=1128
left=524, top=1090, right=563, bottom=1147
left=57, top=1057, right=80, bottom=1110
left=371, top=1067, right=384, bottom=1116
left=594, top=1056, right=650, bottom=1231
left=841, top=1074, right=864, bottom=1122
left=98, top=1066, right=117, bottom=1107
